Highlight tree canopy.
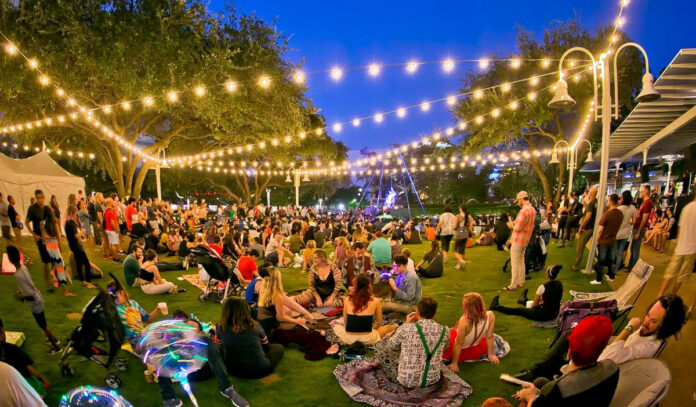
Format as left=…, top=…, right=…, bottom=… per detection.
left=0, top=0, right=345, bottom=198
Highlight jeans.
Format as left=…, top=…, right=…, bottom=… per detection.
left=628, top=229, right=647, bottom=271
left=157, top=336, right=231, bottom=401
left=493, top=304, right=554, bottom=322
left=72, top=249, right=91, bottom=283
left=612, top=239, right=628, bottom=272
left=572, top=229, right=594, bottom=269
left=594, top=244, right=615, bottom=282
left=529, top=331, right=571, bottom=380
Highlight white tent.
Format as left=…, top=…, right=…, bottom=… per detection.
left=0, top=151, right=85, bottom=234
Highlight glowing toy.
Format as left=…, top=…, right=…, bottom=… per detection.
left=59, top=386, right=132, bottom=407
left=139, top=320, right=209, bottom=407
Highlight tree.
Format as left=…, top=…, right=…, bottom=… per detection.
left=0, top=0, right=344, bottom=197
left=452, top=20, right=643, bottom=204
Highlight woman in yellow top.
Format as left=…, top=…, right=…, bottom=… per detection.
left=302, top=240, right=317, bottom=273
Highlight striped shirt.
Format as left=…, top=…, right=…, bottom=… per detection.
left=511, top=204, right=537, bottom=247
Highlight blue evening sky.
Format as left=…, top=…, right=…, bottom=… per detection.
left=212, top=0, right=695, bottom=157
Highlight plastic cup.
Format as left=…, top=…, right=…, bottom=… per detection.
left=158, top=302, right=168, bottom=315
left=144, top=370, right=153, bottom=382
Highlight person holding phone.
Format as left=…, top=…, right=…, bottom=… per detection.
left=382, top=255, right=422, bottom=314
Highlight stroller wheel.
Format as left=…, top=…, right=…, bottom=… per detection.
left=114, top=359, right=129, bottom=371
left=105, top=374, right=122, bottom=389
left=61, top=364, right=74, bottom=377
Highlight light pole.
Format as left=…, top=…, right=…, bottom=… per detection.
left=155, top=149, right=170, bottom=201
left=549, top=42, right=659, bottom=274
left=285, top=167, right=310, bottom=207
left=550, top=139, right=594, bottom=193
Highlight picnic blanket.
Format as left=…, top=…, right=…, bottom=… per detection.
left=334, top=358, right=472, bottom=407
left=181, top=273, right=207, bottom=291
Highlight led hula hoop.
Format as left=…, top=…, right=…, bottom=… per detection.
left=59, top=386, right=133, bottom=407
left=139, top=320, right=209, bottom=407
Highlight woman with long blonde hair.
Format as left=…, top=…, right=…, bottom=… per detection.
left=444, top=292, right=499, bottom=371
left=301, top=240, right=317, bottom=273
left=293, top=249, right=343, bottom=308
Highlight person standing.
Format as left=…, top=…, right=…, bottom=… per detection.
left=435, top=205, right=455, bottom=263
left=505, top=191, right=536, bottom=291
left=628, top=184, right=653, bottom=271
left=25, top=190, right=52, bottom=290
left=658, top=193, right=696, bottom=299
left=452, top=205, right=473, bottom=270
left=103, top=198, right=121, bottom=263
left=613, top=190, right=637, bottom=273
left=591, top=194, right=623, bottom=284
left=570, top=186, right=598, bottom=272
left=7, top=196, right=22, bottom=250
left=0, top=193, right=11, bottom=241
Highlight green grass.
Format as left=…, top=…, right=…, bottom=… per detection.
left=0, top=237, right=607, bottom=406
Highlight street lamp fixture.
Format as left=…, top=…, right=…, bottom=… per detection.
left=614, top=42, right=660, bottom=108
left=548, top=78, right=576, bottom=108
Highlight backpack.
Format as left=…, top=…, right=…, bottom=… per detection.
left=454, top=214, right=469, bottom=240
left=552, top=299, right=618, bottom=345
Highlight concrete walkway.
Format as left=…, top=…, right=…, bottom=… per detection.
left=610, top=248, right=696, bottom=406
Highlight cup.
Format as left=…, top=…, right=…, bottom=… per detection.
left=158, top=302, right=168, bottom=315
left=144, top=370, right=154, bottom=383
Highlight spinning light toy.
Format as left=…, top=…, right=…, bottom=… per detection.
left=59, top=386, right=132, bottom=407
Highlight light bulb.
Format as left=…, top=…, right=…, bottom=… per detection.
left=56, top=88, right=65, bottom=97
left=299, top=132, right=306, bottom=140
left=332, top=123, right=342, bottom=132
left=104, top=106, right=112, bottom=114
left=502, top=83, right=511, bottom=92
left=478, top=58, right=489, bottom=69
left=374, top=113, right=384, bottom=123
left=167, top=91, right=178, bottom=102
left=406, top=60, right=419, bottom=74
left=616, top=17, right=625, bottom=26
left=293, top=71, right=306, bottom=84
left=458, top=121, right=467, bottom=130
left=475, top=116, right=484, bottom=124
left=258, top=76, right=271, bottom=88
left=330, top=67, right=343, bottom=81
left=39, top=75, right=50, bottom=86
left=492, top=108, right=500, bottom=118
left=352, top=118, right=360, bottom=127
left=541, top=58, right=551, bottom=68
left=510, top=101, right=519, bottom=110
left=442, top=58, right=455, bottom=73
left=474, top=90, right=483, bottom=99
left=28, top=59, right=38, bottom=69
left=143, top=96, right=154, bottom=106
left=194, top=85, right=206, bottom=96
left=4, top=43, right=16, bottom=55
left=528, top=92, right=537, bottom=101
left=368, top=64, right=381, bottom=77
left=396, top=107, right=406, bottom=118
left=420, top=101, right=431, bottom=112
left=224, top=80, right=238, bottom=92
left=530, top=77, right=539, bottom=86
left=510, top=58, right=521, bottom=69
left=447, top=95, right=457, bottom=106
left=122, top=101, right=131, bottom=110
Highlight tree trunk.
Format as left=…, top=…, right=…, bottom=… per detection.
left=554, top=155, right=567, bottom=206
left=527, top=156, right=553, bottom=204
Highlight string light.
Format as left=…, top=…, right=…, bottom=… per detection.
left=442, top=58, right=455, bottom=72
left=406, top=60, right=419, bottom=74
left=167, top=91, right=178, bottom=103
left=374, top=113, right=384, bottom=123
left=330, top=67, right=343, bottom=81
left=224, top=80, right=238, bottom=92
left=396, top=107, right=407, bottom=118
left=293, top=71, right=306, bottom=84
left=367, top=64, right=381, bottom=77
left=478, top=58, right=489, bottom=69
left=194, top=85, right=206, bottom=96
left=352, top=118, right=360, bottom=127
left=420, top=101, right=431, bottom=112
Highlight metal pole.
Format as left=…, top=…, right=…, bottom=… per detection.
left=266, top=188, right=271, bottom=207
left=400, top=166, right=412, bottom=218
left=584, top=55, right=612, bottom=273
left=665, top=162, right=673, bottom=195
left=294, top=171, right=300, bottom=207
left=376, top=161, right=385, bottom=211
left=568, top=150, right=575, bottom=193
left=155, top=164, right=162, bottom=201
left=399, top=153, right=427, bottom=216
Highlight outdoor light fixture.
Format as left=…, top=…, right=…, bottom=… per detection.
left=285, top=173, right=292, bottom=183
left=302, top=173, right=310, bottom=182
left=614, top=42, right=660, bottom=108
left=549, top=150, right=560, bottom=164
left=548, top=78, right=576, bottom=108
left=635, top=72, right=660, bottom=103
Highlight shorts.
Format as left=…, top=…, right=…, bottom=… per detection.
left=454, top=238, right=468, bottom=255
left=36, top=240, right=52, bottom=263
left=1, top=225, right=10, bottom=239
left=81, top=226, right=92, bottom=236
left=439, top=234, right=453, bottom=252
left=664, top=253, right=696, bottom=283
left=32, top=311, right=48, bottom=330
left=106, top=230, right=120, bottom=245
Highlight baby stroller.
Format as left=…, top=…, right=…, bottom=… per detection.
left=59, top=288, right=128, bottom=388
left=191, top=244, right=243, bottom=303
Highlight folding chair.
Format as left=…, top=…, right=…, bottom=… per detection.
left=569, top=259, right=654, bottom=332
left=609, top=358, right=671, bottom=407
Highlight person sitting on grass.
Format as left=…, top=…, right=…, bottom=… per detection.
left=331, top=273, right=398, bottom=345
left=293, top=249, right=343, bottom=308
left=400, top=248, right=416, bottom=273
left=122, top=246, right=176, bottom=295
left=374, top=297, right=447, bottom=388
left=265, top=232, right=292, bottom=267
left=235, top=249, right=260, bottom=287
left=217, top=297, right=285, bottom=379
left=415, top=241, right=444, bottom=278
left=342, top=241, right=375, bottom=288
left=6, top=246, right=61, bottom=354
left=108, top=281, right=248, bottom=407
left=382, top=255, right=422, bottom=314
left=0, top=318, right=50, bottom=397
left=489, top=265, right=563, bottom=322
left=444, top=293, right=499, bottom=370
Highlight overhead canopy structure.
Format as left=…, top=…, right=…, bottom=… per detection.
left=584, top=48, right=696, bottom=170
left=0, top=151, right=85, bottom=233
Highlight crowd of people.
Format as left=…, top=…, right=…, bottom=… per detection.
left=0, top=181, right=694, bottom=407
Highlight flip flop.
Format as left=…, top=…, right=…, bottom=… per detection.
left=502, top=286, right=516, bottom=291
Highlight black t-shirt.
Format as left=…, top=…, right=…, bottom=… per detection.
left=533, top=360, right=619, bottom=407
left=8, top=205, right=18, bottom=228
left=582, top=199, right=597, bottom=230
left=0, top=341, right=33, bottom=377
left=26, top=203, right=46, bottom=236
left=540, top=280, right=563, bottom=317
left=423, top=251, right=444, bottom=277
left=88, top=202, right=97, bottom=222
left=65, top=219, right=84, bottom=253
left=493, top=221, right=511, bottom=241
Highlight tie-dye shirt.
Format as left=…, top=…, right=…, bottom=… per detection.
left=116, top=299, right=150, bottom=344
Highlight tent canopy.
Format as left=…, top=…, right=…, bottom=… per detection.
left=0, top=151, right=85, bottom=233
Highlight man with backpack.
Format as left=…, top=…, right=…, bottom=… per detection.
left=452, top=205, right=472, bottom=270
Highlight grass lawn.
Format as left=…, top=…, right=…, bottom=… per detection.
left=0, top=237, right=608, bottom=406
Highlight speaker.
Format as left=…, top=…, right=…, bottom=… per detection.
left=641, top=170, right=650, bottom=183
left=616, top=173, right=623, bottom=189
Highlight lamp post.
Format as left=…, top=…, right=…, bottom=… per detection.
left=549, top=43, right=659, bottom=274
left=285, top=167, right=310, bottom=207
left=550, top=139, right=594, bottom=193
left=155, top=149, right=170, bottom=201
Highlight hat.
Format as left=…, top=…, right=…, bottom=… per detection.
left=567, top=315, right=613, bottom=366
left=516, top=191, right=529, bottom=200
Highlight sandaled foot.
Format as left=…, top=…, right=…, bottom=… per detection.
left=63, top=291, right=76, bottom=297
left=326, top=344, right=340, bottom=355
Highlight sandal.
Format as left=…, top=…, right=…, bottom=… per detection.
left=502, top=286, right=516, bottom=291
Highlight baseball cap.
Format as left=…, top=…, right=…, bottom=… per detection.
left=516, top=191, right=529, bottom=200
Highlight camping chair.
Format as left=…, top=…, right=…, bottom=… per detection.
left=609, top=358, right=671, bottom=407
left=569, top=258, right=654, bottom=332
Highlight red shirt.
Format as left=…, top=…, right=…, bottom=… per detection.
left=125, top=204, right=137, bottom=231
left=104, top=208, right=117, bottom=232
left=634, top=199, right=653, bottom=230
left=209, top=244, right=223, bottom=256
left=236, top=256, right=257, bottom=281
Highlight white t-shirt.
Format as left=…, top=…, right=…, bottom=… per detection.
left=675, top=201, right=696, bottom=255
left=535, top=284, right=545, bottom=296
left=407, top=258, right=416, bottom=273
left=439, top=212, right=455, bottom=235
left=616, top=204, right=637, bottom=240
left=0, top=362, right=47, bottom=407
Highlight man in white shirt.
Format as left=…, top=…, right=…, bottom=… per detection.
left=658, top=194, right=696, bottom=299
left=0, top=193, right=11, bottom=240
left=599, top=295, right=685, bottom=365
left=0, top=362, right=46, bottom=407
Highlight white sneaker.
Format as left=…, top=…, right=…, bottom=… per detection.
left=606, top=276, right=614, bottom=282
left=590, top=280, right=602, bottom=285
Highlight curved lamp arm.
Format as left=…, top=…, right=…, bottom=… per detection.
left=558, top=47, right=598, bottom=120
left=613, top=42, right=651, bottom=119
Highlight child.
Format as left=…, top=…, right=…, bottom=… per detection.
left=42, top=208, right=74, bottom=297
left=301, top=240, right=317, bottom=273
left=7, top=245, right=61, bottom=354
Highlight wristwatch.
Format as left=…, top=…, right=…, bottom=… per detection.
left=625, top=325, right=634, bottom=333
